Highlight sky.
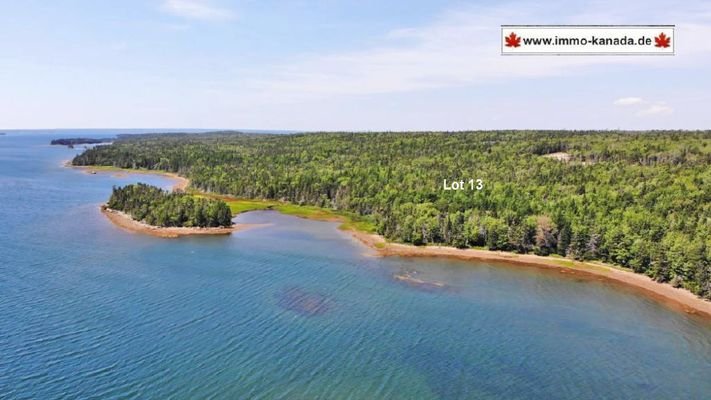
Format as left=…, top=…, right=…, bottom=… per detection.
left=1, top=0, right=710, bottom=131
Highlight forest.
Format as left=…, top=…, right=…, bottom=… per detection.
left=74, top=130, right=711, bottom=298
left=107, top=183, right=233, bottom=228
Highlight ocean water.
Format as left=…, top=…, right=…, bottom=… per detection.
left=1, top=131, right=710, bottom=400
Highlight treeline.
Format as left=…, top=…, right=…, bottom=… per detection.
left=108, top=183, right=232, bottom=228
left=75, top=130, right=711, bottom=298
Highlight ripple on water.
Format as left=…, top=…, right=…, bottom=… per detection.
left=3, top=133, right=711, bottom=400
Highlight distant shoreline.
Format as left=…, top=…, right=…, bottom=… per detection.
left=66, top=162, right=189, bottom=192
left=66, top=163, right=711, bottom=319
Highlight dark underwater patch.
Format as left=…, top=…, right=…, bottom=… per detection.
left=277, top=286, right=330, bottom=316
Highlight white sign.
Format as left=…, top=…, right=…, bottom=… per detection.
left=501, top=25, right=675, bottom=55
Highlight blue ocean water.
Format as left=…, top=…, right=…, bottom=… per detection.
left=0, top=131, right=710, bottom=399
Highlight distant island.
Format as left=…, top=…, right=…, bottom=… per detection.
left=0, top=132, right=6, bottom=136
left=51, top=137, right=112, bottom=147
left=102, top=183, right=235, bottom=237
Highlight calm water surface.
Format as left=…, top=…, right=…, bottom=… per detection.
left=1, top=131, right=710, bottom=399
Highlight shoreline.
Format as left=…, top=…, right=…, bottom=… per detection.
left=66, top=162, right=189, bottom=192
left=65, top=163, right=711, bottom=319
left=101, top=206, right=262, bottom=238
left=348, top=230, right=711, bottom=319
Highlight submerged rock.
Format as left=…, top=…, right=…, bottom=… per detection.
left=392, top=270, right=447, bottom=291
left=277, top=287, right=330, bottom=316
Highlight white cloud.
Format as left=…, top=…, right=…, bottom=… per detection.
left=161, top=0, right=235, bottom=21
left=240, top=2, right=711, bottom=102
left=612, top=97, right=674, bottom=117
left=614, top=97, right=644, bottom=106
left=637, top=103, right=674, bottom=116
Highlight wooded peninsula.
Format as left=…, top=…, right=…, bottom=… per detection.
left=72, top=130, right=711, bottom=299
left=107, top=183, right=233, bottom=228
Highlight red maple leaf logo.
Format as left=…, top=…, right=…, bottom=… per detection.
left=654, top=32, right=670, bottom=48
left=505, top=32, right=521, bottom=48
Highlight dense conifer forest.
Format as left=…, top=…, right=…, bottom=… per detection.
left=107, top=183, right=232, bottom=228
left=75, top=130, right=711, bottom=298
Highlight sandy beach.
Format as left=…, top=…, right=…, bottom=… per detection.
left=66, top=162, right=190, bottom=192
left=348, top=230, right=711, bottom=319
left=101, top=206, right=262, bottom=238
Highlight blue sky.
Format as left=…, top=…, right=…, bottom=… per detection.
left=1, top=0, right=710, bottom=130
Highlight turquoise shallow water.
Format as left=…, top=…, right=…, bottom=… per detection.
left=1, top=131, right=710, bottom=399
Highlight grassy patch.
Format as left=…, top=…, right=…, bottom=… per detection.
left=272, top=203, right=338, bottom=220
left=224, top=198, right=278, bottom=214
left=201, top=196, right=377, bottom=234
left=338, top=216, right=377, bottom=234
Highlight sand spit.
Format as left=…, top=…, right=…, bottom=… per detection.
left=101, top=206, right=262, bottom=238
